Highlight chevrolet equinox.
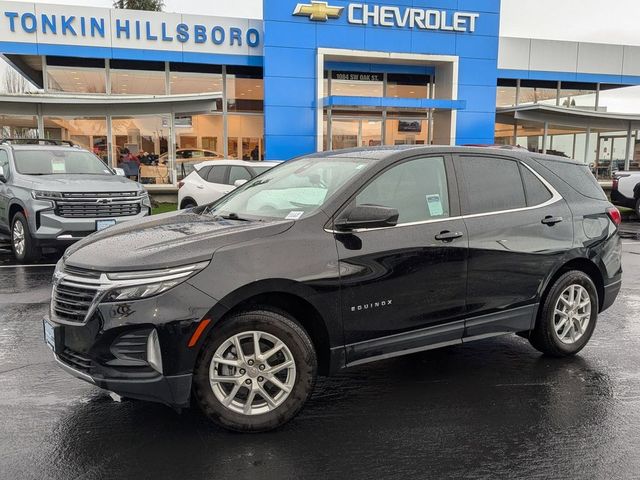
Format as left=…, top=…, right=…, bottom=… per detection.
left=43, top=146, right=622, bottom=432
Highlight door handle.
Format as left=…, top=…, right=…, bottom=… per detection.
left=541, top=215, right=563, bottom=226
left=435, top=230, right=464, bottom=242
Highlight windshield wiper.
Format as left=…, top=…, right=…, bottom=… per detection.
left=215, top=212, right=251, bottom=221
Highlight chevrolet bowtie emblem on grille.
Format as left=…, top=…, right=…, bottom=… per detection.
left=293, top=1, right=344, bottom=21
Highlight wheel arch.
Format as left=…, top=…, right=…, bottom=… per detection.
left=8, top=200, right=27, bottom=225
left=540, top=257, right=605, bottom=315
left=179, top=196, right=197, bottom=209
left=201, top=281, right=336, bottom=376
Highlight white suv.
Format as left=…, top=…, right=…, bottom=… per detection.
left=178, top=160, right=281, bottom=208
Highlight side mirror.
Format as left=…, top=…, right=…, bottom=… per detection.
left=0, top=165, right=6, bottom=183
left=334, top=204, right=399, bottom=231
left=114, top=168, right=126, bottom=176
left=234, top=179, right=248, bottom=187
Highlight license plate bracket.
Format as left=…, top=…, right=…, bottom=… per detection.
left=96, top=219, right=116, bottom=231
left=43, top=318, right=64, bottom=354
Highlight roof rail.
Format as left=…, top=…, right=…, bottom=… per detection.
left=462, top=144, right=527, bottom=150
left=0, top=138, right=76, bottom=147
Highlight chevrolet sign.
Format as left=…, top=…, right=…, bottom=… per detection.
left=293, top=2, right=480, bottom=33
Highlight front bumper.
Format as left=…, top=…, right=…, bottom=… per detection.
left=52, top=350, right=193, bottom=407
left=32, top=207, right=150, bottom=246
left=45, top=280, right=218, bottom=408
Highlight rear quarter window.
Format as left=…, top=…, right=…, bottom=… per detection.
left=534, top=158, right=607, bottom=201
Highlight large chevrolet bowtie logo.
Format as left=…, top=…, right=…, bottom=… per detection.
left=293, top=1, right=344, bottom=21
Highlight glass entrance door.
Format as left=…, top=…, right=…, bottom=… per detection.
left=331, top=118, right=382, bottom=150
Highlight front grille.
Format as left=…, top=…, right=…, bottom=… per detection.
left=58, top=348, right=93, bottom=374
left=52, top=266, right=104, bottom=324
left=55, top=192, right=141, bottom=219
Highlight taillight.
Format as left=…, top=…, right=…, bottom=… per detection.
left=177, top=181, right=184, bottom=189
left=606, top=206, right=622, bottom=226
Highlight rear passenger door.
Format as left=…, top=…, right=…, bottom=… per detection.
left=0, top=149, right=9, bottom=231
left=454, top=154, right=573, bottom=338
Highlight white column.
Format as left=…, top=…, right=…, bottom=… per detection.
left=542, top=121, right=548, bottom=154
left=625, top=123, right=633, bottom=171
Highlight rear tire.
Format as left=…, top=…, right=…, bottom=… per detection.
left=193, top=309, right=317, bottom=432
left=529, top=270, right=598, bottom=357
left=181, top=199, right=197, bottom=209
left=11, top=212, right=41, bottom=263
left=634, top=197, right=640, bottom=218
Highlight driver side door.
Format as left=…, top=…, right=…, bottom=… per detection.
left=335, top=155, right=468, bottom=366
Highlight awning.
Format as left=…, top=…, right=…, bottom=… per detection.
left=497, top=104, right=640, bottom=130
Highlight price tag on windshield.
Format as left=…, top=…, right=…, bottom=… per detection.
left=285, top=211, right=305, bottom=220
left=51, top=159, right=66, bottom=173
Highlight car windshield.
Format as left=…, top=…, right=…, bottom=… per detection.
left=14, top=150, right=113, bottom=176
left=205, top=157, right=371, bottom=220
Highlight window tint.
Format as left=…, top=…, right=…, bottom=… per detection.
left=521, top=165, right=552, bottom=206
left=228, top=166, right=252, bottom=185
left=457, top=156, right=526, bottom=215
left=207, top=166, right=227, bottom=184
left=196, top=165, right=211, bottom=179
left=536, top=158, right=606, bottom=201
left=356, top=156, right=449, bottom=223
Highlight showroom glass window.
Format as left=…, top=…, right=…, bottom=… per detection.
left=111, top=115, right=171, bottom=185
left=46, top=57, right=107, bottom=94
left=170, top=63, right=223, bottom=111
left=227, top=114, right=264, bottom=160
left=356, top=156, right=449, bottom=223
left=559, top=82, right=596, bottom=110
left=173, top=114, right=224, bottom=180
left=111, top=60, right=166, bottom=95
left=496, top=79, right=517, bottom=107
left=518, top=80, right=558, bottom=106
left=226, top=66, right=263, bottom=112
left=43, top=116, right=108, bottom=162
left=0, top=115, right=38, bottom=138
left=456, top=156, right=526, bottom=214
left=386, top=74, right=430, bottom=99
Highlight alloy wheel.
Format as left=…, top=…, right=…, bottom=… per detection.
left=209, top=330, right=296, bottom=416
left=12, top=220, right=25, bottom=257
left=553, top=284, right=592, bottom=344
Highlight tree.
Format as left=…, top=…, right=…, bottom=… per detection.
left=113, top=0, right=164, bottom=11
left=3, top=67, right=32, bottom=94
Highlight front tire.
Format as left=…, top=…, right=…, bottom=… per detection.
left=634, top=197, right=640, bottom=218
left=11, top=212, right=41, bottom=263
left=529, top=270, right=598, bottom=357
left=193, top=310, right=317, bottom=432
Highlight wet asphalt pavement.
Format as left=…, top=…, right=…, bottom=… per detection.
left=1, top=225, right=640, bottom=480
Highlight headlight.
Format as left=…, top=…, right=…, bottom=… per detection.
left=32, top=190, right=62, bottom=200
left=102, top=261, right=209, bottom=302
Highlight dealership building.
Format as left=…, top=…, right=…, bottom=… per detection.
left=1, top=0, right=640, bottom=193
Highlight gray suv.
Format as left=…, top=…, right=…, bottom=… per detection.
left=0, top=139, right=151, bottom=262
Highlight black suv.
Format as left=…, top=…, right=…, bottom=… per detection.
left=44, top=146, right=622, bottom=432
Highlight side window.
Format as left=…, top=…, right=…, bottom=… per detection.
left=355, top=156, right=449, bottom=224
left=228, top=166, right=252, bottom=185
left=457, top=156, right=526, bottom=215
left=0, top=150, right=9, bottom=173
left=207, top=166, right=227, bottom=184
left=521, top=165, right=552, bottom=206
left=196, top=165, right=212, bottom=179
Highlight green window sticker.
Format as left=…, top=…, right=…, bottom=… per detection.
left=426, top=194, right=444, bottom=216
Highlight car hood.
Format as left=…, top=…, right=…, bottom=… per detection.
left=25, top=174, right=139, bottom=192
left=63, top=210, right=294, bottom=272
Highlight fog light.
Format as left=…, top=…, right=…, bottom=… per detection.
left=146, top=329, right=163, bottom=374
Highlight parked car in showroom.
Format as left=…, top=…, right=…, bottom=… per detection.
left=0, top=139, right=151, bottom=262
left=178, top=159, right=281, bottom=208
left=158, top=148, right=224, bottom=181
left=611, top=170, right=640, bottom=216
left=44, top=146, right=621, bottom=432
